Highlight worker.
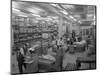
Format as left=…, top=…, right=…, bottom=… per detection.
left=86, top=36, right=91, bottom=50
left=72, top=30, right=76, bottom=42
left=25, top=48, right=39, bottom=73
left=23, top=44, right=28, bottom=55
left=55, top=43, right=64, bottom=71
left=16, top=47, right=26, bottom=74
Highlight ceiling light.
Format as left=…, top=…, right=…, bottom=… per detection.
left=69, top=16, right=74, bottom=19
left=50, top=4, right=57, bottom=7
left=27, top=7, right=44, bottom=14
left=69, top=15, right=77, bottom=22
left=18, top=14, right=27, bottom=17
left=61, top=5, right=74, bottom=9
left=28, top=8, right=40, bottom=14
left=61, top=10, right=68, bottom=15
left=12, top=8, right=20, bottom=12
left=73, top=18, right=77, bottom=21
left=32, top=14, right=40, bottom=17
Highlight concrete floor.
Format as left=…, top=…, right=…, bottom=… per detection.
left=63, top=51, right=90, bottom=70
left=11, top=46, right=95, bottom=74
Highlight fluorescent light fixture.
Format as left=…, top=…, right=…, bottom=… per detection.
left=69, top=15, right=77, bottom=21
left=18, top=14, right=27, bottom=17
left=61, top=10, right=68, bottom=15
left=73, top=18, right=77, bottom=21
left=74, top=15, right=80, bottom=18
left=52, top=16, right=58, bottom=19
left=47, top=16, right=58, bottom=20
left=62, top=5, right=74, bottom=9
left=32, top=14, right=40, bottom=17
left=28, top=7, right=44, bottom=14
left=28, top=8, right=39, bottom=14
left=50, top=4, right=57, bottom=7
left=12, top=8, right=20, bottom=12
left=36, top=17, right=44, bottom=20
left=69, top=16, right=73, bottom=19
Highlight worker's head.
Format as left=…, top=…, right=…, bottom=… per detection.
left=78, top=37, right=82, bottom=42
left=29, top=50, right=33, bottom=54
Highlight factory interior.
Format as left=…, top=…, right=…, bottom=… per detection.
left=11, top=0, right=96, bottom=74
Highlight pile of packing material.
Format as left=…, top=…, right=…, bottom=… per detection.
left=41, top=54, right=56, bottom=61
left=74, top=40, right=86, bottom=45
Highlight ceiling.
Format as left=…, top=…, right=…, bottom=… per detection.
left=12, top=0, right=96, bottom=25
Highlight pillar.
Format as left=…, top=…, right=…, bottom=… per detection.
left=58, top=16, right=63, bottom=39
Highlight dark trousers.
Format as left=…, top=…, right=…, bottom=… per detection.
left=18, top=62, right=26, bottom=73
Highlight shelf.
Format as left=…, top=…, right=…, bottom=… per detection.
left=14, top=30, right=57, bottom=34
left=14, top=37, right=49, bottom=44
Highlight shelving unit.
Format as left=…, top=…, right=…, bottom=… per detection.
left=12, top=15, right=58, bottom=44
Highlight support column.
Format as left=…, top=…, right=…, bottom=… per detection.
left=58, top=16, right=63, bottom=39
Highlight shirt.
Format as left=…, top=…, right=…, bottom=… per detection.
left=20, top=48, right=24, bottom=56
